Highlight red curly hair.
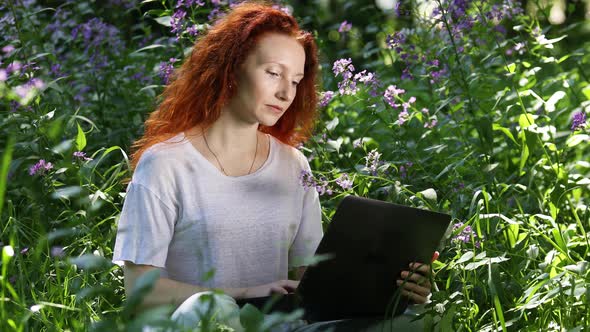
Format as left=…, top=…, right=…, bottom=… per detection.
left=129, top=1, right=320, bottom=170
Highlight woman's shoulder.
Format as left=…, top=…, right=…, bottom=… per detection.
left=140, top=132, right=189, bottom=161
left=133, top=132, right=191, bottom=182
left=270, top=135, right=310, bottom=169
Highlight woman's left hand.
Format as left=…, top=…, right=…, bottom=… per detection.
left=396, top=251, right=439, bottom=304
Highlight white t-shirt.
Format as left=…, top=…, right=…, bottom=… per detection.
left=112, top=131, right=323, bottom=289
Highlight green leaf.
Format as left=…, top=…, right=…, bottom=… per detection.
left=439, top=305, right=457, bottom=331
left=506, top=62, right=516, bottom=74
left=0, top=136, right=14, bottom=218
left=417, top=188, right=437, bottom=203
left=456, top=251, right=475, bottom=265
left=75, top=123, right=87, bottom=151
left=131, top=44, right=167, bottom=55
left=492, top=124, right=518, bottom=145
left=325, top=117, right=339, bottom=131
left=289, top=253, right=335, bottom=268
left=28, top=52, right=52, bottom=61
left=518, top=113, right=535, bottom=129
left=153, top=16, right=172, bottom=27
left=326, top=138, right=343, bottom=153
left=539, top=34, right=567, bottom=46
left=488, top=262, right=507, bottom=331
left=122, top=269, right=164, bottom=318
left=544, top=91, right=566, bottom=112
left=506, top=223, right=519, bottom=248
left=240, top=304, right=264, bottom=330
left=551, top=229, right=568, bottom=253
left=566, top=134, right=589, bottom=148
left=69, top=254, right=111, bottom=271
left=519, top=136, right=529, bottom=176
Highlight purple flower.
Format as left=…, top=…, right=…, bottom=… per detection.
left=2, top=45, right=15, bottom=54
left=353, top=138, right=364, bottom=149
left=399, top=161, right=413, bottom=178
left=424, top=118, right=438, bottom=129
left=332, top=58, right=360, bottom=95
left=176, top=0, right=205, bottom=7
left=386, top=32, right=406, bottom=50
left=319, top=91, right=335, bottom=107
left=299, top=170, right=331, bottom=196
left=451, top=222, right=480, bottom=248
left=6, top=61, right=22, bottom=75
left=50, top=63, right=64, bottom=77
left=159, top=58, right=178, bottom=84
left=14, top=78, right=45, bottom=101
left=514, top=42, right=525, bottom=55
left=208, top=7, right=224, bottom=21
left=108, top=0, right=137, bottom=9
left=0, top=69, right=6, bottom=81
left=29, top=159, right=54, bottom=176
left=365, top=149, right=382, bottom=176
left=332, top=58, right=354, bottom=77
left=186, top=25, right=200, bottom=37
left=397, top=110, right=410, bottom=125
left=354, top=70, right=380, bottom=97
left=401, top=67, right=413, bottom=80
left=171, top=9, right=187, bottom=35
left=383, top=85, right=405, bottom=108
left=336, top=173, right=353, bottom=190
left=571, top=112, right=586, bottom=131
left=72, top=18, right=123, bottom=57
left=299, top=170, right=316, bottom=189
left=315, top=179, right=332, bottom=196
left=74, top=85, right=92, bottom=104
left=20, top=247, right=29, bottom=255
left=337, top=79, right=358, bottom=96
left=338, top=21, right=352, bottom=33
left=73, top=151, right=92, bottom=161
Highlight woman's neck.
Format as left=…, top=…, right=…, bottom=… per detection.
left=200, top=111, right=259, bottom=154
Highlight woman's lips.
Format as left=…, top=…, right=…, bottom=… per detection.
left=266, top=104, right=283, bottom=113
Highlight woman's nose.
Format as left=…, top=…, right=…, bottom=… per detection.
left=276, top=80, right=294, bottom=101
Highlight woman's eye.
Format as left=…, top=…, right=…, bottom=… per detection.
left=292, top=81, right=299, bottom=86
left=267, top=71, right=280, bottom=77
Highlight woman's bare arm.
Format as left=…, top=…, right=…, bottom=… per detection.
left=124, top=261, right=247, bottom=311
left=293, top=266, right=307, bottom=280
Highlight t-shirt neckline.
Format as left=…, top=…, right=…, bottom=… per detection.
left=179, top=131, right=276, bottom=180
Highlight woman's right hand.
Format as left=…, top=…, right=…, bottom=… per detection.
left=241, top=279, right=300, bottom=299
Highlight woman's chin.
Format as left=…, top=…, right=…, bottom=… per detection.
left=258, top=116, right=281, bottom=128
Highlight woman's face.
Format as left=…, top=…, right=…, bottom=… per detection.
left=226, top=32, right=306, bottom=127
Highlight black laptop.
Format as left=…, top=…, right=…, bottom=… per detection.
left=236, top=195, right=452, bottom=322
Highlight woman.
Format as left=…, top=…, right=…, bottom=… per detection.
left=112, top=2, right=434, bottom=331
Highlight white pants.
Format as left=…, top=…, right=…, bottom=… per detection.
left=167, top=292, right=434, bottom=332
left=170, top=291, right=306, bottom=332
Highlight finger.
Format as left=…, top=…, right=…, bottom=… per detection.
left=432, top=251, right=439, bottom=262
left=270, top=286, right=288, bottom=295
left=409, top=262, right=431, bottom=276
left=397, top=280, right=431, bottom=297
left=399, top=271, right=431, bottom=287
left=401, top=289, right=428, bottom=304
left=281, top=280, right=300, bottom=291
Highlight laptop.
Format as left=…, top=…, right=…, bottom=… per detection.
left=236, top=195, right=452, bottom=322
